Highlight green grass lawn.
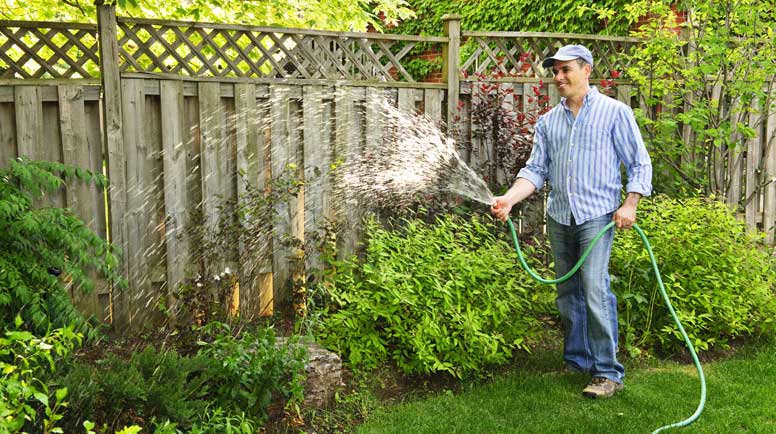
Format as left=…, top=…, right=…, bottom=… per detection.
left=356, top=343, right=776, bottom=434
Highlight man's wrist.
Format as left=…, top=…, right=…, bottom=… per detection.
left=623, top=192, right=642, bottom=208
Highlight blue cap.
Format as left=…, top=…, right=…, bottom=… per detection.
left=541, top=45, right=594, bottom=68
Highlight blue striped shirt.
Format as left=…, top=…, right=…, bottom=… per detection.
left=517, top=87, right=652, bottom=226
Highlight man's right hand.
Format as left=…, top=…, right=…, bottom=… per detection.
left=490, top=196, right=514, bottom=222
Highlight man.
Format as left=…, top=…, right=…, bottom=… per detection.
left=490, top=45, right=652, bottom=398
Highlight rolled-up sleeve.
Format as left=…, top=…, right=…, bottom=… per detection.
left=613, top=106, right=652, bottom=196
left=517, top=117, right=549, bottom=191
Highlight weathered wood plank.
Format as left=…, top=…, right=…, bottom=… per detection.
left=198, top=81, right=226, bottom=276
left=41, top=101, right=64, bottom=207
left=84, top=99, right=110, bottom=322
left=764, top=96, right=776, bottom=245
left=142, top=88, right=167, bottom=325
left=270, top=84, right=294, bottom=306
left=59, top=86, right=92, bottom=222
left=0, top=102, right=15, bottom=167
left=14, top=86, right=43, bottom=160
left=424, top=88, right=443, bottom=127
left=303, top=85, right=328, bottom=279
left=160, top=80, right=191, bottom=319
left=0, top=84, right=101, bottom=103
left=98, top=3, right=128, bottom=327
left=617, top=84, right=632, bottom=106
left=121, top=78, right=153, bottom=330
left=548, top=83, right=560, bottom=106
left=397, top=88, right=415, bottom=114
left=289, top=97, right=305, bottom=315
left=234, top=82, right=265, bottom=319
left=334, top=86, right=360, bottom=258
left=727, top=97, right=744, bottom=209
left=745, top=99, right=762, bottom=230
left=256, top=97, right=273, bottom=316
left=58, top=85, right=101, bottom=319
left=221, top=95, right=239, bottom=316
left=443, top=15, right=461, bottom=126
left=83, top=101, right=107, bottom=240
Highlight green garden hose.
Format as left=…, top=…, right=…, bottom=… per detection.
left=505, top=218, right=706, bottom=433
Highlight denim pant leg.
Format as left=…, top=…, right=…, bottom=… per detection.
left=548, top=214, right=624, bottom=383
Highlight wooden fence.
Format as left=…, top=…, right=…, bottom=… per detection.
left=1, top=8, right=774, bottom=329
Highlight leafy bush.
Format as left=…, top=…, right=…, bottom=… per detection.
left=317, top=213, right=554, bottom=377
left=60, top=324, right=307, bottom=431
left=0, top=317, right=82, bottom=434
left=611, top=195, right=776, bottom=356
left=0, top=158, right=123, bottom=336
left=196, top=322, right=307, bottom=421
left=61, top=346, right=214, bottom=432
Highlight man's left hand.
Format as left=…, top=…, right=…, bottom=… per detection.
left=613, top=205, right=637, bottom=230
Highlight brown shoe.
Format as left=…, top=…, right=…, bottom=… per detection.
left=582, top=377, right=623, bottom=399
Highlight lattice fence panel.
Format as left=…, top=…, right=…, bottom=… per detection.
left=116, top=18, right=441, bottom=81
left=0, top=21, right=99, bottom=79
left=460, top=33, right=640, bottom=80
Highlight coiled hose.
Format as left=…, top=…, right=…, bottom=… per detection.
left=505, top=218, right=706, bottom=433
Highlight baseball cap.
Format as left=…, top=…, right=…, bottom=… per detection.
left=541, top=45, right=594, bottom=68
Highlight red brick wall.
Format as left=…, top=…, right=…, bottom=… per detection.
left=632, top=4, right=687, bottom=34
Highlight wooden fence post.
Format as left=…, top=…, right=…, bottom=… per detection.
left=442, top=14, right=461, bottom=128
left=96, top=1, right=128, bottom=328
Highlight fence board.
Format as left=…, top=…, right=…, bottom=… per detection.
left=14, top=86, right=43, bottom=160
left=121, top=78, right=158, bottom=328
left=765, top=98, right=776, bottom=244
left=83, top=101, right=107, bottom=237
left=617, top=84, right=631, bottom=105
left=83, top=99, right=110, bottom=322
left=58, top=84, right=101, bottom=319
left=727, top=97, right=744, bottom=208
left=42, top=101, right=64, bottom=207
left=198, top=81, right=226, bottom=278
left=0, top=102, right=15, bottom=167
left=271, top=84, right=294, bottom=306
left=234, top=82, right=261, bottom=319
left=303, top=85, right=328, bottom=279
left=745, top=100, right=762, bottom=229
left=145, top=94, right=167, bottom=321
left=160, top=80, right=190, bottom=318
left=255, top=95, right=273, bottom=316
left=334, top=86, right=361, bottom=257
left=424, top=88, right=443, bottom=127
left=398, top=88, right=415, bottom=114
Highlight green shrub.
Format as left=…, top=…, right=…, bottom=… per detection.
left=196, top=323, right=307, bottom=422
left=61, top=346, right=215, bottom=432
left=0, top=317, right=82, bottom=433
left=611, top=195, right=776, bottom=356
left=0, top=158, right=123, bottom=336
left=60, top=324, right=307, bottom=431
left=317, top=213, right=554, bottom=378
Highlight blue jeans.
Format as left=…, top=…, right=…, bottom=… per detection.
left=547, top=213, right=624, bottom=383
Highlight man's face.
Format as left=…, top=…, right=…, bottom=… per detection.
left=552, top=59, right=591, bottom=99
